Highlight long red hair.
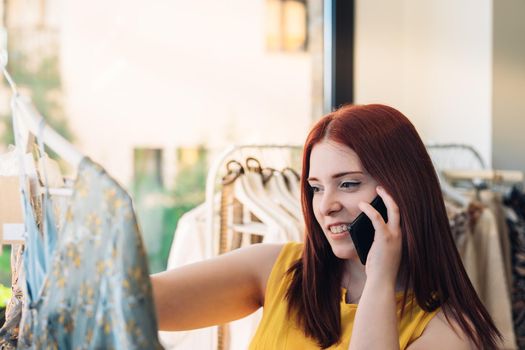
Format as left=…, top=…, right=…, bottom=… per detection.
left=285, top=104, right=502, bottom=348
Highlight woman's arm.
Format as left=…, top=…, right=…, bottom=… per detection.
left=151, top=243, right=283, bottom=330
left=349, top=186, right=403, bottom=350
left=350, top=280, right=399, bottom=349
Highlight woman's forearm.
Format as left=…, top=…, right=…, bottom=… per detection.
left=349, top=280, right=400, bottom=350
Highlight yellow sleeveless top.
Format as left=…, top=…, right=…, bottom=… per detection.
left=249, top=242, right=440, bottom=349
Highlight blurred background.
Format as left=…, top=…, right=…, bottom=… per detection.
left=0, top=0, right=523, bottom=285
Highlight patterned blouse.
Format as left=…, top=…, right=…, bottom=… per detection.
left=18, top=157, right=163, bottom=349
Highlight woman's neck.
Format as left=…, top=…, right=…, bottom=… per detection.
left=341, top=259, right=367, bottom=304
left=341, top=259, right=405, bottom=304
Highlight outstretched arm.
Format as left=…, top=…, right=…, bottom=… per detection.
left=151, top=243, right=283, bottom=331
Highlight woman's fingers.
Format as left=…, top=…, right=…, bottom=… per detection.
left=357, top=200, right=387, bottom=234
left=357, top=186, right=401, bottom=241
left=358, top=187, right=403, bottom=280
left=376, top=186, right=401, bottom=235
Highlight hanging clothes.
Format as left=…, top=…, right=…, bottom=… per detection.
left=444, top=194, right=517, bottom=349
left=503, top=187, right=525, bottom=349
left=159, top=203, right=264, bottom=350
left=0, top=145, right=57, bottom=349
left=461, top=206, right=517, bottom=349
left=17, top=157, right=163, bottom=349
left=478, top=190, right=514, bottom=294
left=444, top=199, right=470, bottom=256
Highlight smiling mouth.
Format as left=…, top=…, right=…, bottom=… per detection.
left=329, top=224, right=350, bottom=234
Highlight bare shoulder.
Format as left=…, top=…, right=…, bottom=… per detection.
left=230, top=243, right=285, bottom=303
left=231, top=243, right=284, bottom=272
left=407, top=310, right=477, bottom=350
left=236, top=242, right=284, bottom=260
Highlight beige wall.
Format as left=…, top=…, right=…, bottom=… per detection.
left=354, top=0, right=493, bottom=166
left=492, top=0, right=525, bottom=173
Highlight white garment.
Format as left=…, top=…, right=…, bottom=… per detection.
left=159, top=195, right=296, bottom=350
left=0, top=146, right=19, bottom=175
left=159, top=205, right=217, bottom=350
left=166, top=204, right=208, bottom=268
left=462, top=208, right=517, bottom=350
left=0, top=146, right=65, bottom=196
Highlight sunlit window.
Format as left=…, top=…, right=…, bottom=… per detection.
left=266, top=0, right=307, bottom=52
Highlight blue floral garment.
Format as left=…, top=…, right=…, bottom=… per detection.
left=18, top=157, right=163, bottom=349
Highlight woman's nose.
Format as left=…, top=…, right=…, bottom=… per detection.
left=319, top=191, right=342, bottom=216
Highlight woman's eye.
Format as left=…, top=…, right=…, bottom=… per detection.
left=340, top=181, right=360, bottom=189
left=309, top=185, right=321, bottom=193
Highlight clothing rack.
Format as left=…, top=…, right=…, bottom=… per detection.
left=205, top=144, right=302, bottom=259
left=0, top=47, right=81, bottom=243
left=426, top=143, right=487, bottom=170
left=427, top=142, right=524, bottom=200
left=443, top=169, right=524, bottom=185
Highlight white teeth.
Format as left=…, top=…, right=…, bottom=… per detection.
left=329, top=224, right=349, bottom=234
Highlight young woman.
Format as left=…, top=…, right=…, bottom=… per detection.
left=152, top=104, right=502, bottom=349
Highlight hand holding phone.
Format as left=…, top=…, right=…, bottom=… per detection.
left=348, top=195, right=388, bottom=265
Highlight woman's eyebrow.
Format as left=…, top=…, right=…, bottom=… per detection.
left=307, top=171, right=363, bottom=182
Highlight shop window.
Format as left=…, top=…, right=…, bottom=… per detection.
left=131, top=146, right=208, bottom=273
left=266, top=0, right=308, bottom=52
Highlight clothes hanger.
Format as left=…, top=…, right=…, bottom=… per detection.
left=11, top=95, right=84, bottom=169
left=437, top=171, right=470, bottom=207
left=225, top=160, right=283, bottom=240
left=205, top=144, right=303, bottom=256
left=1, top=45, right=82, bottom=199
left=234, top=149, right=294, bottom=242
left=1, top=48, right=84, bottom=170
left=274, top=170, right=301, bottom=215
left=282, top=167, right=301, bottom=201
left=244, top=157, right=301, bottom=242
left=258, top=148, right=304, bottom=240
left=260, top=148, right=301, bottom=218
left=262, top=168, right=302, bottom=221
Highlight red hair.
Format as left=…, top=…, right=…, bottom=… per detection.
left=285, top=104, right=501, bottom=348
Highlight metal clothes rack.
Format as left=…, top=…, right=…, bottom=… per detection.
left=426, top=143, right=487, bottom=170
left=204, top=144, right=302, bottom=259
left=426, top=142, right=524, bottom=198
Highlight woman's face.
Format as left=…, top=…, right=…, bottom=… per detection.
left=307, top=140, right=379, bottom=260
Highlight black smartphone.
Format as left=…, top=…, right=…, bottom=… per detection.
left=348, top=195, right=388, bottom=265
